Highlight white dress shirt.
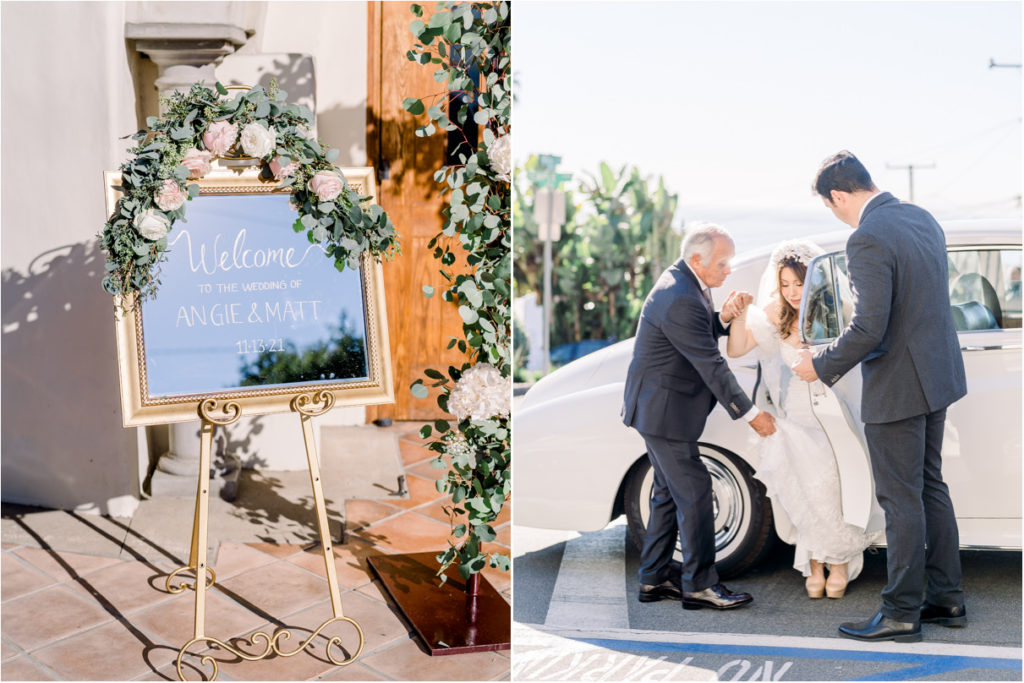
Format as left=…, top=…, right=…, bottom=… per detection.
left=682, top=258, right=757, bottom=423
left=858, top=191, right=883, bottom=225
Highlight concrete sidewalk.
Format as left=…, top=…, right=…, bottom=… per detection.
left=1, top=422, right=511, bottom=681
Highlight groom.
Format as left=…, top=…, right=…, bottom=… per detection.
left=623, top=222, right=776, bottom=611
left=793, top=151, right=967, bottom=642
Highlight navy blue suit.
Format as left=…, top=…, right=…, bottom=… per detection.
left=623, top=258, right=753, bottom=591
left=813, top=192, right=967, bottom=621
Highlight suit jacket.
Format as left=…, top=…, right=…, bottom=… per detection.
left=622, top=258, right=754, bottom=441
left=812, top=192, right=967, bottom=424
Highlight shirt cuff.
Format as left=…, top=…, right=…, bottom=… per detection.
left=719, top=312, right=730, bottom=329
left=739, top=406, right=757, bottom=422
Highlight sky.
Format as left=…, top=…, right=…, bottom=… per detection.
left=514, top=1, right=1022, bottom=252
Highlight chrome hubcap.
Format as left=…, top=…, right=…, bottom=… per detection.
left=642, top=454, right=746, bottom=553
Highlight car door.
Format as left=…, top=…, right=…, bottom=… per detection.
left=941, top=244, right=1022, bottom=547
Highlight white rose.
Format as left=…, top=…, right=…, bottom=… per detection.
left=240, top=122, right=276, bottom=159
left=488, top=135, right=512, bottom=182
left=134, top=209, right=171, bottom=241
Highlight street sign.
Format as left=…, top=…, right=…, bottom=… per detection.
left=533, top=189, right=566, bottom=242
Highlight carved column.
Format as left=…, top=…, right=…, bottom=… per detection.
left=126, top=23, right=249, bottom=104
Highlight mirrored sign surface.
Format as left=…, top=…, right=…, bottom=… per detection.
left=140, top=194, right=369, bottom=398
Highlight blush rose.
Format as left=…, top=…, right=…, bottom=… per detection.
left=308, top=171, right=344, bottom=202
left=154, top=179, right=187, bottom=211
left=181, top=148, right=213, bottom=179
left=202, top=121, right=238, bottom=156
left=269, top=156, right=299, bottom=180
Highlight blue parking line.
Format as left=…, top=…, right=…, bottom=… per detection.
left=851, top=658, right=988, bottom=681
left=578, top=637, right=1022, bottom=679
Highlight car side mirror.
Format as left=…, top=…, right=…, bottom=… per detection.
left=799, top=252, right=851, bottom=345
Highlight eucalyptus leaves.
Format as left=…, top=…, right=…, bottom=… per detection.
left=404, top=1, right=511, bottom=583
left=101, top=81, right=397, bottom=305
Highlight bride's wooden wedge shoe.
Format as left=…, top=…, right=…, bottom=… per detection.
left=806, top=560, right=826, bottom=598
left=826, top=563, right=848, bottom=598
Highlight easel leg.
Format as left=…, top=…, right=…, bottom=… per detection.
left=298, top=412, right=344, bottom=617
left=188, top=481, right=200, bottom=572
left=193, top=420, right=214, bottom=640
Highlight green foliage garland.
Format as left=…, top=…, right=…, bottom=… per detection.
left=101, top=81, right=398, bottom=306
left=403, top=1, right=511, bottom=582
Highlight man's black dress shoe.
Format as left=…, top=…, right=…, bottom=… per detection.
left=638, top=578, right=683, bottom=603
left=838, top=611, right=922, bottom=642
left=920, top=603, right=967, bottom=627
left=682, top=584, right=753, bottom=610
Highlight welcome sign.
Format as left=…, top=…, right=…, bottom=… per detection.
left=106, top=168, right=394, bottom=426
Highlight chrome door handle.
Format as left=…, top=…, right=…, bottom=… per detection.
left=961, top=345, right=1021, bottom=351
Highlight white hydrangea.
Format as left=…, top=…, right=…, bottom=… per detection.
left=447, top=363, right=510, bottom=421
left=487, top=135, right=511, bottom=182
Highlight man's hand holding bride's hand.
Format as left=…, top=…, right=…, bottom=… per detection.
left=720, top=291, right=754, bottom=323
left=791, top=348, right=819, bottom=382
left=749, top=410, right=776, bottom=438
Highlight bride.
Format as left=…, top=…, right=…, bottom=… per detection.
left=725, top=239, right=882, bottom=598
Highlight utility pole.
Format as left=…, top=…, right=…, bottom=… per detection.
left=526, top=155, right=571, bottom=374
left=989, top=58, right=1022, bottom=69
left=886, top=162, right=935, bottom=202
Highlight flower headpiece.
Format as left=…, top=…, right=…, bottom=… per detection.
left=769, top=239, right=825, bottom=271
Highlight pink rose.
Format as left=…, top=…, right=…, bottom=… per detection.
left=154, top=178, right=187, bottom=211
left=269, top=156, right=299, bottom=180
left=181, top=148, right=213, bottom=178
left=202, top=120, right=238, bottom=156
left=308, top=171, right=344, bottom=202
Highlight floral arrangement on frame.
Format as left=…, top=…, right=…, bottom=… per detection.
left=101, top=81, right=398, bottom=306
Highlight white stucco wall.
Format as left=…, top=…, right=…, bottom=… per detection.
left=2, top=1, right=143, bottom=516
left=252, top=2, right=368, bottom=167
left=1, top=1, right=374, bottom=508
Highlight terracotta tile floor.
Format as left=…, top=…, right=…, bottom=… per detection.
left=1, top=423, right=511, bottom=681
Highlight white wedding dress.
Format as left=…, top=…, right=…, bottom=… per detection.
left=745, top=305, right=883, bottom=580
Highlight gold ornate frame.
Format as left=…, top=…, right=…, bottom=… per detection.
left=104, top=165, right=394, bottom=426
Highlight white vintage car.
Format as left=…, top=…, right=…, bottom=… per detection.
left=514, top=220, right=1021, bottom=576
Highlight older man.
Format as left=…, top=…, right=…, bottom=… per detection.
left=622, top=223, right=774, bottom=611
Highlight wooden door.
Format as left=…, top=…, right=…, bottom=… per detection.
left=367, top=2, right=469, bottom=421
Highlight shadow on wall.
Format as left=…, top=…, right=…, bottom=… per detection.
left=1, top=240, right=140, bottom=515
left=222, top=53, right=366, bottom=169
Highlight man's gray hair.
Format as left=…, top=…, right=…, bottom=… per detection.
left=681, top=222, right=733, bottom=263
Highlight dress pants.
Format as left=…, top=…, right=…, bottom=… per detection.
left=637, top=433, right=718, bottom=592
left=864, top=408, right=964, bottom=622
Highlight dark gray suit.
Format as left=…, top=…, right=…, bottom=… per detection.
left=623, top=258, right=753, bottom=591
left=812, top=192, right=967, bottom=621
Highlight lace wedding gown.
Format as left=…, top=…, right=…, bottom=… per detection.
left=746, top=306, right=883, bottom=580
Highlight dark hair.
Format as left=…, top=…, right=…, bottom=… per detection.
left=812, top=150, right=876, bottom=199
left=776, top=256, right=807, bottom=339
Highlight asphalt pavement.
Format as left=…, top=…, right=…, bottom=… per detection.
left=512, top=522, right=1022, bottom=681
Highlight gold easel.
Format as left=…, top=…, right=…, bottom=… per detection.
left=165, top=391, right=364, bottom=681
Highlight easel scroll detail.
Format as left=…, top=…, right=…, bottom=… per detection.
left=292, top=390, right=336, bottom=417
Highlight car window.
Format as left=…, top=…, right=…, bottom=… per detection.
left=948, top=248, right=1022, bottom=331
left=803, top=255, right=843, bottom=341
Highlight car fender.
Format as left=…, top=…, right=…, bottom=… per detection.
left=514, top=382, right=645, bottom=531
